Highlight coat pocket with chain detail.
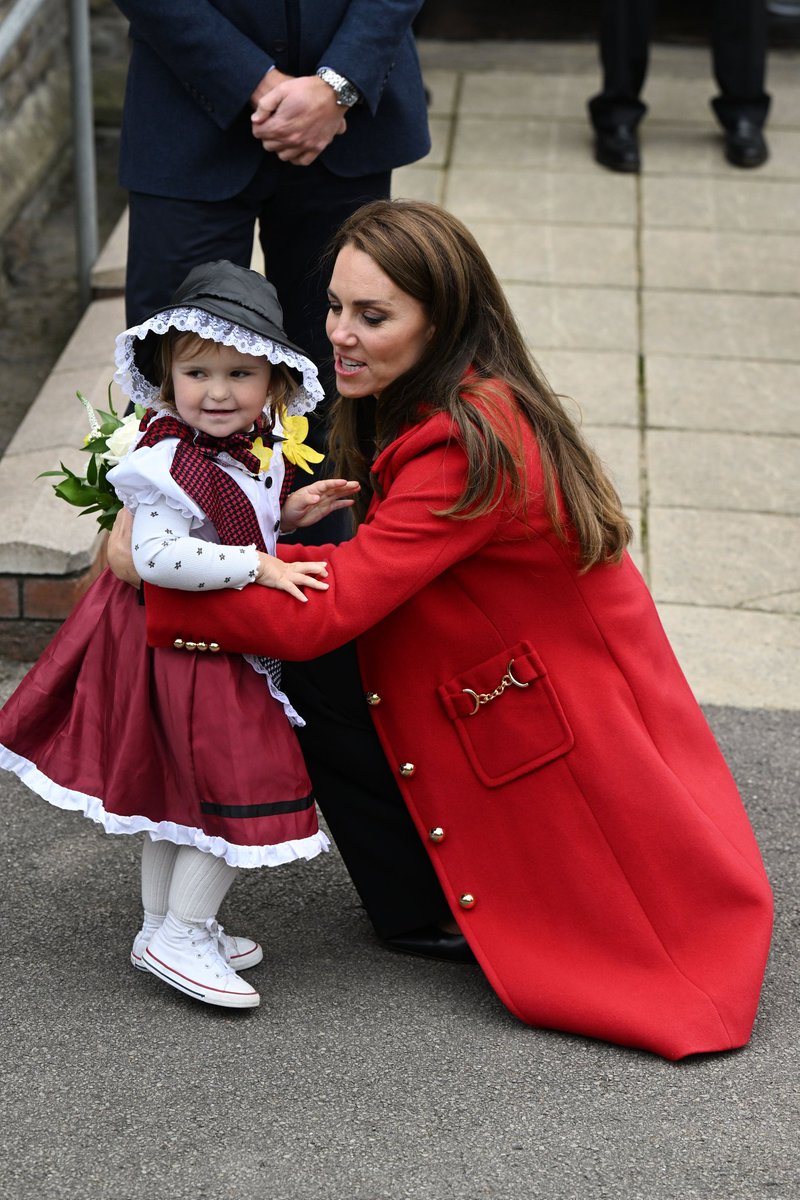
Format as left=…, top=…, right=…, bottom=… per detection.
left=437, top=641, right=574, bottom=788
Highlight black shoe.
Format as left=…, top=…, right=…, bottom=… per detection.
left=594, top=124, right=640, bottom=173
left=724, top=120, right=769, bottom=168
left=383, top=923, right=477, bottom=964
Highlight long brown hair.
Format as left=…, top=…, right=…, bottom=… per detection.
left=326, top=199, right=631, bottom=569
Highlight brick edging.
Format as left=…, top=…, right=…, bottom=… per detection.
left=0, top=537, right=107, bottom=659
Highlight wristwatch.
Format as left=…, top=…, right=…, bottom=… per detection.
left=316, top=66, right=360, bottom=108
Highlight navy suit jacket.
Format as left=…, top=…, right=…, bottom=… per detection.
left=114, top=0, right=431, bottom=200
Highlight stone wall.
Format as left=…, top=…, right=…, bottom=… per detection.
left=0, top=1, right=70, bottom=274
left=0, top=0, right=127, bottom=302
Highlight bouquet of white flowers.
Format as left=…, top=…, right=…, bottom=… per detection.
left=40, top=388, right=144, bottom=531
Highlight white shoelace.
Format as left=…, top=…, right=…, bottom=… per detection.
left=189, top=919, right=237, bottom=978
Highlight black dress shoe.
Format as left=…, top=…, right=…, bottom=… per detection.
left=383, top=923, right=477, bottom=964
left=594, top=124, right=640, bottom=173
left=724, top=120, right=769, bottom=168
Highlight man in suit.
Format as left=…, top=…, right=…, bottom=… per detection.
left=113, top=1, right=430, bottom=384
left=588, top=0, right=771, bottom=172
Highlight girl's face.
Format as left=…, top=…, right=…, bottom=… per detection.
left=171, top=341, right=272, bottom=438
left=326, top=244, right=434, bottom=399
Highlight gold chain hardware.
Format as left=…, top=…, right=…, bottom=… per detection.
left=462, top=659, right=529, bottom=716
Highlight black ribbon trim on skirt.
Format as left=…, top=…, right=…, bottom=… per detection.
left=199, top=793, right=315, bottom=818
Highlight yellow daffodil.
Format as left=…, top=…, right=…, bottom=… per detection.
left=279, top=414, right=325, bottom=474
left=250, top=436, right=274, bottom=471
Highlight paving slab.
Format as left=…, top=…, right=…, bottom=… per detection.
left=658, top=605, right=800, bottom=709
left=457, top=69, right=595, bottom=120
left=643, top=228, right=800, bottom=293
left=647, top=429, right=800, bottom=514
left=583, top=424, right=642, bottom=509
left=464, top=220, right=636, bottom=287
left=446, top=166, right=637, bottom=224
left=451, top=115, right=594, bottom=170
left=643, top=291, right=800, bottom=360
left=392, top=163, right=445, bottom=205
left=421, top=67, right=458, bottom=117
left=649, top=507, right=800, bottom=612
left=419, top=39, right=600, bottom=76
left=645, top=356, right=800, bottom=436
left=536, top=349, right=640, bottom=426
left=508, top=283, right=639, bottom=352
left=642, top=125, right=800, bottom=178
left=642, top=175, right=800, bottom=232
left=423, top=113, right=452, bottom=168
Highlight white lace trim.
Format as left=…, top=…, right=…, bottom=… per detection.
left=114, top=307, right=324, bottom=417
left=0, top=745, right=329, bottom=870
left=245, top=657, right=305, bottom=727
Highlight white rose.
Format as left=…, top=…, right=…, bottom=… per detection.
left=103, top=414, right=140, bottom=464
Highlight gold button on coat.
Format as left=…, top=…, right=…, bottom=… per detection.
left=209, top=643, right=220, bottom=653
left=399, top=762, right=415, bottom=777
left=185, top=641, right=197, bottom=651
left=173, top=638, right=185, bottom=649
left=429, top=827, right=445, bottom=843
left=459, top=894, right=476, bottom=909
left=366, top=692, right=382, bottom=706
left=197, top=642, right=208, bottom=652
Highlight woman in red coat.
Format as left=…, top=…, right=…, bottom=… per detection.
left=128, top=199, right=773, bottom=1059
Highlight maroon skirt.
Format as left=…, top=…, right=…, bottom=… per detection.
left=0, top=570, right=327, bottom=867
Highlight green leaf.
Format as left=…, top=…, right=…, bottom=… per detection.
left=94, top=492, right=121, bottom=510
left=53, top=477, right=99, bottom=506
left=106, top=382, right=118, bottom=418
left=97, top=414, right=123, bottom=435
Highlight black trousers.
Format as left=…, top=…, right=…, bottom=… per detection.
left=588, top=0, right=770, bottom=132
left=282, top=644, right=452, bottom=940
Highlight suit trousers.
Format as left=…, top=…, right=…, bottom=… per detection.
left=588, top=0, right=770, bottom=131
left=282, top=643, right=453, bottom=940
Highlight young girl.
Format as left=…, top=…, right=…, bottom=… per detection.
left=0, top=260, right=357, bottom=1011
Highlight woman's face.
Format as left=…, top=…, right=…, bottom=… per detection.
left=326, top=244, right=434, bottom=399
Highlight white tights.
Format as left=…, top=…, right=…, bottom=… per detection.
left=140, top=838, right=238, bottom=930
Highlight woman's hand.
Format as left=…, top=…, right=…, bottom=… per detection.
left=279, top=478, right=359, bottom=533
left=255, top=552, right=328, bottom=602
left=107, top=508, right=141, bottom=588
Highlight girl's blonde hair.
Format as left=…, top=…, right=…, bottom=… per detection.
left=327, top=199, right=632, bottom=570
left=156, top=329, right=298, bottom=417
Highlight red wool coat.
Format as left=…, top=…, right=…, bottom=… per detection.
left=145, top=407, right=773, bottom=1059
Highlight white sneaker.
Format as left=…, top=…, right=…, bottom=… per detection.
left=143, top=918, right=260, bottom=1009
left=131, top=918, right=263, bottom=973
